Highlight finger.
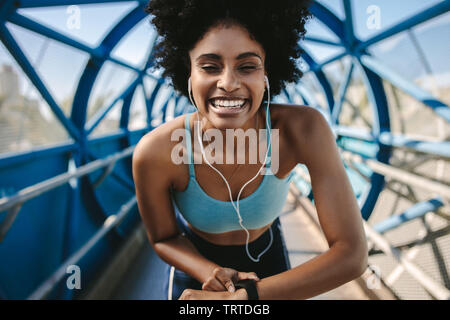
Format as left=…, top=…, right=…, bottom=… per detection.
left=202, top=277, right=227, bottom=291
left=225, top=279, right=235, bottom=293
left=215, top=270, right=236, bottom=293
left=237, top=272, right=260, bottom=281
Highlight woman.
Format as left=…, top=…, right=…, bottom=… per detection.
left=132, top=0, right=368, bottom=300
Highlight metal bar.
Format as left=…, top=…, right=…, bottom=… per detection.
left=342, top=151, right=450, bottom=199
left=356, top=1, right=450, bottom=51
left=306, top=51, right=348, bottom=73
left=0, top=146, right=135, bottom=213
left=331, top=61, right=354, bottom=125
left=0, top=23, right=81, bottom=141
left=7, top=12, right=99, bottom=57
left=300, top=49, right=335, bottom=111
left=304, top=36, right=342, bottom=47
left=8, top=12, right=159, bottom=79
left=85, top=76, right=141, bottom=134
left=27, top=195, right=137, bottom=300
left=369, top=225, right=450, bottom=255
left=344, top=98, right=373, bottom=128
left=0, top=204, right=22, bottom=242
left=363, top=221, right=450, bottom=300
left=92, top=160, right=116, bottom=188
left=373, top=197, right=444, bottom=234
left=107, top=55, right=142, bottom=74
left=378, top=132, right=450, bottom=159
left=342, top=0, right=355, bottom=46
left=334, top=125, right=375, bottom=142
left=0, top=142, right=76, bottom=169
left=360, top=55, right=450, bottom=122
left=18, top=0, right=144, bottom=8
left=336, top=126, right=450, bottom=159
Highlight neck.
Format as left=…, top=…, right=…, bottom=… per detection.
left=195, top=106, right=269, bottom=164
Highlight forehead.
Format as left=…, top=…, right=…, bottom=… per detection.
left=189, top=24, right=265, bottom=60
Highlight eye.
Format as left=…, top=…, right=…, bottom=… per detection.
left=239, top=65, right=258, bottom=73
left=201, top=65, right=220, bottom=72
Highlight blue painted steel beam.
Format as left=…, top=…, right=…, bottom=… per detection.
left=309, top=1, right=346, bottom=40
left=357, top=0, right=450, bottom=51
left=7, top=12, right=100, bottom=57
left=378, top=132, right=450, bottom=159
left=342, top=0, right=355, bottom=47
left=160, top=91, right=174, bottom=122
left=120, top=78, right=139, bottom=130
left=85, top=75, right=142, bottom=135
left=334, top=125, right=376, bottom=142
left=282, top=88, right=293, bottom=104
left=373, top=197, right=444, bottom=234
left=354, top=60, right=392, bottom=220
left=8, top=12, right=153, bottom=79
left=17, top=0, right=144, bottom=8
left=71, top=4, right=147, bottom=134
left=145, top=80, right=163, bottom=125
left=300, top=49, right=335, bottom=111
left=295, top=84, right=322, bottom=110
left=306, top=51, right=348, bottom=73
left=0, top=142, right=76, bottom=169
left=331, top=61, right=354, bottom=125
left=304, top=36, right=342, bottom=47
left=0, top=23, right=81, bottom=141
left=360, top=55, right=450, bottom=122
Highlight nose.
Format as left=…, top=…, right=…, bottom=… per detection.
left=217, top=68, right=240, bottom=92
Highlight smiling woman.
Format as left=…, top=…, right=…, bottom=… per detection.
left=132, top=0, right=368, bottom=300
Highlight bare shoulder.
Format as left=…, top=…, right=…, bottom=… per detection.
left=271, top=104, right=334, bottom=164
left=132, top=114, right=188, bottom=180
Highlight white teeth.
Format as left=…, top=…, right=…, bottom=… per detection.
left=211, top=99, right=246, bottom=108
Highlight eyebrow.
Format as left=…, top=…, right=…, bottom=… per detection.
left=196, top=51, right=262, bottom=62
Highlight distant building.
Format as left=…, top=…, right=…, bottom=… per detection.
left=0, top=64, right=21, bottom=109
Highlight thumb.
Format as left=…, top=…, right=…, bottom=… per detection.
left=226, top=280, right=235, bottom=293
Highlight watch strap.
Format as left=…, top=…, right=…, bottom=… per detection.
left=235, top=279, right=259, bottom=300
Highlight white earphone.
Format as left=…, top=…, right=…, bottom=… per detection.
left=187, top=76, right=273, bottom=262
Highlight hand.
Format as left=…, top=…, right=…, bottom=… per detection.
left=202, top=267, right=259, bottom=292
left=179, top=288, right=248, bottom=300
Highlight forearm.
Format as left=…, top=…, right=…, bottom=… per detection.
left=153, top=233, right=220, bottom=284
left=256, top=242, right=367, bottom=300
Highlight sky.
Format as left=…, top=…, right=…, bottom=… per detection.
left=0, top=0, right=449, bottom=122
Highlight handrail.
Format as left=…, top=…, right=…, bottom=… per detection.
left=0, top=145, right=135, bottom=214
left=27, top=195, right=137, bottom=300
left=363, top=221, right=450, bottom=300
left=341, top=151, right=450, bottom=200
left=290, top=182, right=450, bottom=300
left=0, top=145, right=135, bottom=242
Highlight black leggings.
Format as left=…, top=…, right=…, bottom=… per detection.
left=164, top=213, right=291, bottom=300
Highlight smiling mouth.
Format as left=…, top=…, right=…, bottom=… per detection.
left=208, top=98, right=250, bottom=114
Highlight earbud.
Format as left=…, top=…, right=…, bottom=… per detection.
left=188, top=77, right=198, bottom=110
left=264, top=75, right=270, bottom=90
left=188, top=77, right=192, bottom=94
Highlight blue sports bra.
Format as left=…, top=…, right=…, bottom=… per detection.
left=171, top=107, right=294, bottom=234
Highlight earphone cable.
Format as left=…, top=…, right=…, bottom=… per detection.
left=188, top=82, right=273, bottom=262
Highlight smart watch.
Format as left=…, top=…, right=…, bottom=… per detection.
left=235, top=279, right=259, bottom=300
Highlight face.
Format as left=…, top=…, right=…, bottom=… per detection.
left=188, top=23, right=266, bottom=130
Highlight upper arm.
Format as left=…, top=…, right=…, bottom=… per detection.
left=132, top=132, right=180, bottom=244
left=294, top=108, right=366, bottom=253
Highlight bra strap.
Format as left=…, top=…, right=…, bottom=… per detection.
left=184, top=113, right=195, bottom=177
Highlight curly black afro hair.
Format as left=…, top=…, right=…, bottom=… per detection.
left=145, top=0, right=312, bottom=98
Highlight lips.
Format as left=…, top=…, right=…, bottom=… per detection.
left=208, top=98, right=249, bottom=115
left=210, top=98, right=246, bottom=108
